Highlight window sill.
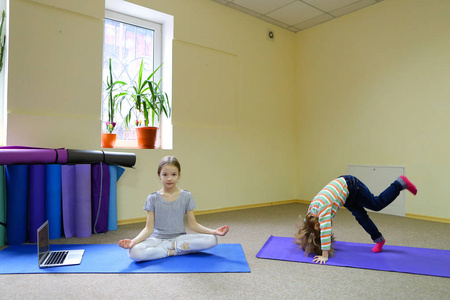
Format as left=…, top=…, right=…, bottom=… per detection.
left=101, top=139, right=166, bottom=150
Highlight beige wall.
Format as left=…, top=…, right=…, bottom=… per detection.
left=6, top=0, right=449, bottom=221
left=6, top=0, right=298, bottom=221
left=295, top=0, right=450, bottom=219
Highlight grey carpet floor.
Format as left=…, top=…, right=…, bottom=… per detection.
left=0, top=203, right=449, bottom=299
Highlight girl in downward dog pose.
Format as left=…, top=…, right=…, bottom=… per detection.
left=119, top=156, right=229, bottom=261
left=294, top=175, right=417, bottom=264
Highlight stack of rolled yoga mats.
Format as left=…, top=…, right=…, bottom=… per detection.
left=0, top=146, right=136, bottom=247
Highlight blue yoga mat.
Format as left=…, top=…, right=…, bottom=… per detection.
left=0, top=166, right=6, bottom=247
left=107, top=165, right=125, bottom=231
left=256, top=236, right=450, bottom=278
left=0, top=244, right=250, bottom=274
left=45, top=164, right=62, bottom=239
left=5, top=165, right=28, bottom=245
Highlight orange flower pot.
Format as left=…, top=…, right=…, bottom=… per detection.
left=136, top=127, right=157, bottom=149
left=101, top=133, right=117, bottom=148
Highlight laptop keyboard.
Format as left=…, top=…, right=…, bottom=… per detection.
left=44, top=251, right=69, bottom=265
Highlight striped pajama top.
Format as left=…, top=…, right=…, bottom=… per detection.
left=307, top=177, right=349, bottom=251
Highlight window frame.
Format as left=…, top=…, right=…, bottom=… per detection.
left=102, top=2, right=173, bottom=149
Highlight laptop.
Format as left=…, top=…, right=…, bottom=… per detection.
left=37, top=220, right=85, bottom=268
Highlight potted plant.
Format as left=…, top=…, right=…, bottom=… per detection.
left=122, top=59, right=171, bottom=149
left=102, top=58, right=127, bottom=148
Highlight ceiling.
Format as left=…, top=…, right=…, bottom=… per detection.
left=210, top=0, right=384, bottom=33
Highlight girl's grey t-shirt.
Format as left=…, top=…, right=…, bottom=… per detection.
left=143, top=190, right=197, bottom=239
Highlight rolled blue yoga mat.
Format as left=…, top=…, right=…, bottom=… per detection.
left=45, top=164, right=62, bottom=239
left=28, top=165, right=46, bottom=243
left=75, top=165, right=92, bottom=238
left=0, top=166, right=6, bottom=247
left=108, top=165, right=125, bottom=231
left=5, top=165, right=28, bottom=245
left=92, top=163, right=110, bottom=234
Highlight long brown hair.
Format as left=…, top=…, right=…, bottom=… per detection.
left=293, top=213, right=335, bottom=257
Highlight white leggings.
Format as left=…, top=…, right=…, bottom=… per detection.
left=128, top=234, right=218, bottom=262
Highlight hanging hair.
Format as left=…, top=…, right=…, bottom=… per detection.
left=293, top=213, right=335, bottom=257
left=157, top=156, right=181, bottom=176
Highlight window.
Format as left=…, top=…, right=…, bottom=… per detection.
left=102, top=4, right=173, bottom=149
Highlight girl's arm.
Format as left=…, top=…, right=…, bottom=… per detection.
left=186, top=210, right=229, bottom=236
left=118, top=211, right=155, bottom=249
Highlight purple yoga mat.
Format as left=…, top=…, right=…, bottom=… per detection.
left=75, top=165, right=92, bottom=238
left=256, top=236, right=450, bottom=278
left=91, top=163, right=110, bottom=234
left=27, top=165, right=46, bottom=243
left=62, top=165, right=92, bottom=238
left=0, top=146, right=67, bottom=165
left=62, top=165, right=76, bottom=238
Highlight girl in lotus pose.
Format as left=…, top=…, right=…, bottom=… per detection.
left=294, top=175, right=417, bottom=264
left=119, top=156, right=229, bottom=261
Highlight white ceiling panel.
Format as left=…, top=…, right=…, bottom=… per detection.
left=330, top=0, right=378, bottom=17
left=303, top=0, right=362, bottom=12
left=266, top=1, right=323, bottom=25
left=293, top=13, right=334, bottom=31
left=211, top=0, right=384, bottom=32
left=233, top=0, right=295, bottom=15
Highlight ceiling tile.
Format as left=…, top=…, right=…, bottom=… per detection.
left=232, top=0, right=295, bottom=15
left=266, top=1, right=323, bottom=26
left=302, top=0, right=361, bottom=12
left=330, top=0, right=378, bottom=17
left=227, top=2, right=264, bottom=18
left=211, top=0, right=230, bottom=5
left=210, top=0, right=385, bottom=32
left=293, top=13, right=334, bottom=31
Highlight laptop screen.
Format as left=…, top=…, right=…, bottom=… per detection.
left=37, top=221, right=49, bottom=262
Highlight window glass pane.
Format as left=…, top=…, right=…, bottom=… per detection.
left=102, top=18, right=155, bottom=141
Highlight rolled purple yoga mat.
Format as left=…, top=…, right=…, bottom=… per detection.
left=62, top=165, right=76, bottom=238
left=28, top=165, right=46, bottom=243
left=92, top=163, right=110, bottom=234
left=75, top=165, right=92, bottom=238
left=62, top=165, right=92, bottom=238
left=0, top=146, right=67, bottom=165
left=5, top=165, right=28, bottom=245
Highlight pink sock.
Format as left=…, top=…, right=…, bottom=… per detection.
left=372, top=239, right=385, bottom=253
left=400, top=175, right=417, bottom=195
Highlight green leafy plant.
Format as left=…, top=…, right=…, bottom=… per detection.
left=0, top=10, right=6, bottom=73
left=122, top=59, right=171, bottom=128
left=105, top=58, right=127, bottom=133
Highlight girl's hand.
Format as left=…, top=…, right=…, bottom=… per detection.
left=118, top=239, right=135, bottom=249
left=313, top=255, right=328, bottom=264
left=213, top=225, right=229, bottom=236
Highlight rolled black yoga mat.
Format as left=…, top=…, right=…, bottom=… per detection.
left=66, top=149, right=136, bottom=168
